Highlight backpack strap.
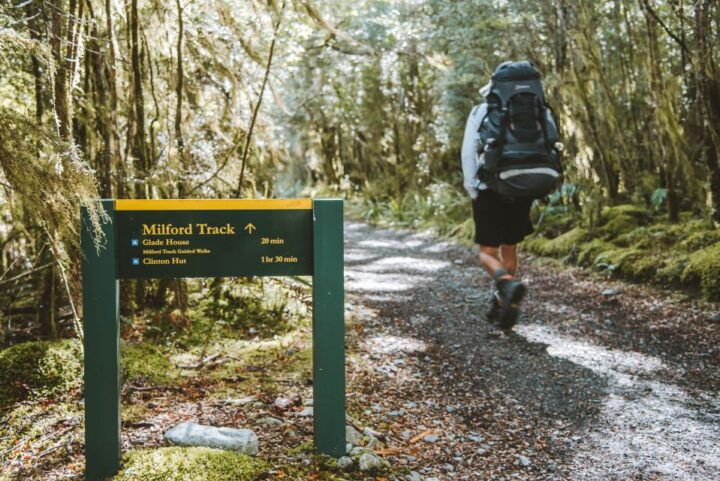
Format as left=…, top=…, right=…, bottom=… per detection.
left=475, top=104, right=493, bottom=154
left=538, top=99, right=550, bottom=149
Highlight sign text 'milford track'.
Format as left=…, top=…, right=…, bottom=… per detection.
left=142, top=223, right=236, bottom=235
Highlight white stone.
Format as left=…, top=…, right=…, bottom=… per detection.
left=358, top=452, right=384, bottom=471
left=256, top=417, right=283, bottom=426
left=294, top=407, right=313, bottom=417
left=226, top=396, right=256, bottom=405
left=337, top=456, right=354, bottom=470
left=164, top=422, right=258, bottom=455
left=366, top=435, right=383, bottom=451
left=346, top=425, right=363, bottom=445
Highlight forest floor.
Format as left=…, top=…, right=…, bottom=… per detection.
left=342, top=221, right=720, bottom=481
left=3, top=221, right=720, bottom=481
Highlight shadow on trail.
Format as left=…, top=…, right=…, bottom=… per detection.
left=344, top=221, right=607, bottom=427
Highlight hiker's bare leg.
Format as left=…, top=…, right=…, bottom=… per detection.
left=478, top=246, right=513, bottom=280
left=500, top=244, right=518, bottom=276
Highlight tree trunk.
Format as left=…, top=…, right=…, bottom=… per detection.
left=131, top=0, right=148, bottom=199
left=176, top=0, right=190, bottom=197
left=105, top=0, right=122, bottom=198
left=50, top=0, right=70, bottom=140
left=695, top=0, right=720, bottom=221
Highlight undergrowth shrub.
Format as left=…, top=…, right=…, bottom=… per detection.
left=525, top=201, right=720, bottom=299
left=0, top=339, right=81, bottom=405
left=121, top=342, right=179, bottom=386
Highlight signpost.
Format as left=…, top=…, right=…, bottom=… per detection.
left=81, top=199, right=344, bottom=481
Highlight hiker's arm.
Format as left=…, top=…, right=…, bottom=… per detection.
left=461, top=105, right=484, bottom=199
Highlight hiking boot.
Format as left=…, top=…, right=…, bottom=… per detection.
left=485, top=292, right=501, bottom=324
left=497, top=279, right=526, bottom=330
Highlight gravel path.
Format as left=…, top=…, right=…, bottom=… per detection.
left=344, top=221, right=720, bottom=481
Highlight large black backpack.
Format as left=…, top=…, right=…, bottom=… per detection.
left=477, top=61, right=562, bottom=199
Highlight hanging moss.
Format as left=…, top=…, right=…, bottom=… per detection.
left=0, top=339, right=81, bottom=405
left=113, top=447, right=268, bottom=481
left=681, top=243, right=720, bottom=301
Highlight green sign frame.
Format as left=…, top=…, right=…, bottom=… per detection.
left=81, top=199, right=344, bottom=481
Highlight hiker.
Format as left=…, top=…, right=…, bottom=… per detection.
left=461, top=61, right=562, bottom=330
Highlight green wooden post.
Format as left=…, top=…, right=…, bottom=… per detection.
left=81, top=200, right=120, bottom=480
left=312, top=199, right=345, bottom=457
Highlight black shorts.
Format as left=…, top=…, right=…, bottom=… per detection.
left=472, top=189, right=534, bottom=247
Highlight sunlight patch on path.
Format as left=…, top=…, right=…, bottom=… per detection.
left=353, top=256, right=451, bottom=273
left=518, top=323, right=720, bottom=481
left=346, top=272, right=433, bottom=292
left=366, top=334, right=428, bottom=355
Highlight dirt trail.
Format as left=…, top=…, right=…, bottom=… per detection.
left=344, top=221, right=720, bottom=481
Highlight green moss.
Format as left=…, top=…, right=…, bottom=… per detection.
left=113, top=447, right=267, bottom=481
left=678, top=224, right=720, bottom=251
left=598, top=204, right=651, bottom=238
left=0, top=401, right=82, bottom=458
left=165, top=279, right=309, bottom=348
left=575, top=238, right=615, bottom=266
left=594, top=247, right=645, bottom=276
left=209, top=336, right=313, bottom=391
left=0, top=339, right=81, bottom=405
left=520, top=202, right=719, bottom=300
left=523, top=227, right=590, bottom=258
left=681, top=242, right=720, bottom=300
left=121, top=342, right=179, bottom=386
left=624, top=253, right=665, bottom=280
left=657, top=254, right=690, bottom=285
left=535, top=210, right=574, bottom=238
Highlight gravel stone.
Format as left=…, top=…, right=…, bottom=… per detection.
left=337, top=456, right=354, bottom=470
left=358, top=452, right=383, bottom=471
left=256, top=416, right=283, bottom=426
left=346, top=425, right=363, bottom=445
left=405, top=472, right=421, bottom=481
left=518, top=455, right=532, bottom=467
left=602, top=287, right=620, bottom=297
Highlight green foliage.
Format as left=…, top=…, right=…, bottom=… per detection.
left=598, top=205, right=651, bottom=239
left=576, top=239, right=616, bottom=267
left=594, top=247, right=646, bottom=277
left=523, top=227, right=589, bottom=259
left=121, top=343, right=179, bottom=386
left=0, top=340, right=81, bottom=405
left=349, top=182, right=472, bottom=242
left=113, top=447, right=267, bottom=481
left=173, top=279, right=308, bottom=348
left=682, top=243, right=720, bottom=301
left=526, top=203, right=720, bottom=299
left=0, top=401, right=82, bottom=466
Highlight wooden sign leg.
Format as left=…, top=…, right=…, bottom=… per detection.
left=312, top=199, right=346, bottom=457
left=81, top=200, right=121, bottom=480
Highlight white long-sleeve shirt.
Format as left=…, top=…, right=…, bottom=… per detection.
left=461, top=103, right=489, bottom=199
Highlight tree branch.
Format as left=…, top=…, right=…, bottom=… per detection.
left=234, top=2, right=285, bottom=197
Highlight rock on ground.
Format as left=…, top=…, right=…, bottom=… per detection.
left=358, top=452, right=384, bottom=471
left=164, top=422, right=259, bottom=455
left=337, top=456, right=354, bottom=470
left=346, top=425, right=364, bottom=445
